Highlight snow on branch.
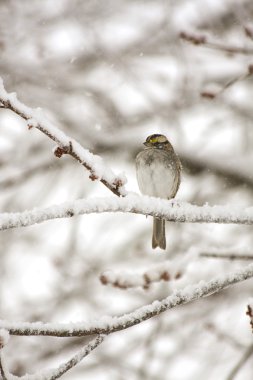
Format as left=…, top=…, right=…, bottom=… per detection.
left=0, top=195, right=253, bottom=232
left=0, top=335, right=104, bottom=380
left=44, top=335, right=104, bottom=380
left=0, top=78, right=127, bottom=197
left=1, top=263, right=253, bottom=337
left=100, top=258, right=185, bottom=290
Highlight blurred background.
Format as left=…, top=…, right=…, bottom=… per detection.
left=0, top=0, right=253, bottom=379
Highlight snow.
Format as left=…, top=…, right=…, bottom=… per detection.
left=0, top=263, right=252, bottom=337
left=100, top=253, right=193, bottom=289
left=10, top=335, right=105, bottom=380
left=0, top=195, right=253, bottom=232
left=0, top=329, right=9, bottom=348
left=0, top=77, right=128, bottom=196
left=1, top=2, right=253, bottom=379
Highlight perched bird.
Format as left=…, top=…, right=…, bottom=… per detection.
left=136, top=134, right=182, bottom=249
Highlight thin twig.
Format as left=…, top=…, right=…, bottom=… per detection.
left=0, top=352, right=9, bottom=380
left=0, top=336, right=104, bottom=380
left=179, top=31, right=253, bottom=55
left=44, top=335, right=105, bottom=380
left=244, top=24, right=253, bottom=41
left=201, top=253, right=253, bottom=261
left=201, top=69, right=252, bottom=99
left=1, top=263, right=253, bottom=337
left=0, top=330, right=10, bottom=380
left=226, top=344, right=253, bottom=380
left=246, top=305, right=253, bottom=333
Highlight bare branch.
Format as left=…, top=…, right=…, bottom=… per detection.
left=1, top=263, right=253, bottom=337
left=0, top=78, right=127, bottom=197
left=246, top=305, right=253, bottom=333
left=226, top=344, right=253, bottom=380
left=244, top=24, right=253, bottom=40
left=0, top=330, right=10, bottom=380
left=201, top=68, right=252, bottom=99
left=0, top=352, right=8, bottom=380
left=201, top=253, right=253, bottom=261
left=179, top=31, right=253, bottom=55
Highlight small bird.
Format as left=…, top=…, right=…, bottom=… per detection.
left=136, top=134, right=182, bottom=250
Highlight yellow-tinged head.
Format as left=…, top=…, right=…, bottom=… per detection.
left=144, top=134, right=168, bottom=147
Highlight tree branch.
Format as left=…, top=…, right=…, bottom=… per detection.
left=0, top=196, right=253, bottom=232
left=201, top=253, right=253, bottom=261
left=100, top=261, right=182, bottom=290
left=0, top=330, right=10, bottom=380
left=226, top=344, right=253, bottom=380
left=0, top=335, right=104, bottom=380
left=1, top=263, right=253, bottom=337
left=38, top=335, right=104, bottom=380
left=0, top=352, right=8, bottom=380
left=0, top=78, right=127, bottom=197
left=179, top=31, right=253, bottom=55
left=246, top=304, right=253, bottom=333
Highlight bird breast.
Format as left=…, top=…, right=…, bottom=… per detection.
left=136, top=149, right=180, bottom=199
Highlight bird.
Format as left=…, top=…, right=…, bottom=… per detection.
left=136, top=134, right=182, bottom=250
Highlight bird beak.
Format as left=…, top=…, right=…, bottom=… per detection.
left=143, top=142, right=150, bottom=147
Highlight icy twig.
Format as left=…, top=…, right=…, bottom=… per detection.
left=1, top=264, right=253, bottom=337
left=100, top=260, right=182, bottom=290
left=30, top=335, right=104, bottom=380
left=0, top=335, right=104, bottom=380
left=45, top=335, right=104, bottom=380
left=0, top=78, right=127, bottom=197
left=1, top=196, right=253, bottom=231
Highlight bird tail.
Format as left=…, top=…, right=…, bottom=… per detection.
left=152, top=217, right=166, bottom=249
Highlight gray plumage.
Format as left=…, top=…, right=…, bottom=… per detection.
left=136, top=135, right=181, bottom=249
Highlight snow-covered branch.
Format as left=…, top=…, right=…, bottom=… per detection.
left=45, top=335, right=104, bottom=380
left=0, top=335, right=104, bottom=380
left=100, top=260, right=183, bottom=290
left=1, top=264, right=253, bottom=337
left=0, top=78, right=127, bottom=197
left=1, top=196, right=253, bottom=231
